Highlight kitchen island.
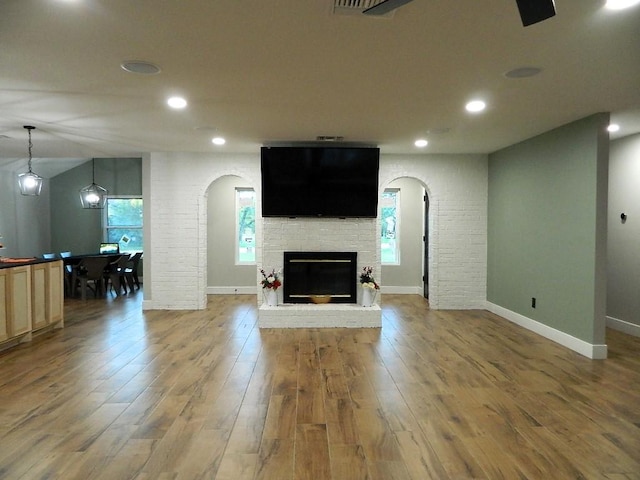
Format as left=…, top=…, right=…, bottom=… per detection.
left=0, top=258, right=64, bottom=350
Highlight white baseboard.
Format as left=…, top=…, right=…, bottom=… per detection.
left=486, top=302, right=607, bottom=360
left=607, top=316, right=640, bottom=337
left=207, top=286, right=257, bottom=295
left=142, top=299, right=206, bottom=310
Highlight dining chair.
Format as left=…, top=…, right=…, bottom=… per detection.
left=123, top=252, right=143, bottom=291
left=76, top=256, right=110, bottom=300
left=105, top=254, right=130, bottom=296
left=59, top=251, right=73, bottom=296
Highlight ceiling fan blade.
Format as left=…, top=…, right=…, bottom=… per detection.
left=515, top=0, right=556, bottom=26
left=363, top=0, right=414, bottom=16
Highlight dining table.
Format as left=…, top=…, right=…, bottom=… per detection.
left=63, top=253, right=123, bottom=298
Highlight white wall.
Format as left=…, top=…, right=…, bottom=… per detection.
left=143, top=151, right=488, bottom=311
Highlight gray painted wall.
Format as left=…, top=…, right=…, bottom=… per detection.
left=381, top=177, right=424, bottom=289
left=207, top=175, right=256, bottom=288
left=0, top=170, right=51, bottom=258
left=50, top=158, right=142, bottom=255
left=487, top=113, right=609, bottom=344
left=607, top=133, right=640, bottom=327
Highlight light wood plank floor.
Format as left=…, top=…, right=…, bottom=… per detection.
left=1, top=293, right=639, bottom=479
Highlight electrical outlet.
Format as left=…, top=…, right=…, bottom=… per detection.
left=531, top=297, right=536, bottom=308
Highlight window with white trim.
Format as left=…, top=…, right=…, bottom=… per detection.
left=104, top=196, right=143, bottom=254
left=236, top=188, right=256, bottom=264
left=381, top=189, right=399, bottom=264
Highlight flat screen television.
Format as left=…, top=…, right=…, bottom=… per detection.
left=261, top=145, right=380, bottom=218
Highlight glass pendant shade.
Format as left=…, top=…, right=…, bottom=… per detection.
left=18, top=171, right=43, bottom=196
left=18, top=125, right=43, bottom=196
left=80, top=159, right=108, bottom=208
left=80, top=183, right=108, bottom=208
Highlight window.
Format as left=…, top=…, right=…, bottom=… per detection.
left=381, top=189, right=399, bottom=264
left=104, top=196, right=143, bottom=254
left=236, top=188, right=256, bottom=264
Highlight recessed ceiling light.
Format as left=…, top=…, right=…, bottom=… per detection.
left=465, top=100, right=486, bottom=113
left=504, top=67, right=542, bottom=78
left=212, top=137, right=226, bottom=145
left=607, top=123, right=620, bottom=132
left=605, top=0, right=640, bottom=10
left=167, top=96, right=187, bottom=109
left=414, top=139, right=428, bottom=148
left=121, top=61, right=161, bottom=75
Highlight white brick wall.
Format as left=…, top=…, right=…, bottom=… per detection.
left=143, top=151, right=488, bottom=312
left=259, top=215, right=381, bottom=327
left=259, top=303, right=382, bottom=328
left=262, top=216, right=378, bottom=302
left=380, top=154, right=488, bottom=309
left=143, top=152, right=260, bottom=310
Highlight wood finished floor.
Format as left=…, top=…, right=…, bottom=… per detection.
left=1, top=293, right=639, bottom=480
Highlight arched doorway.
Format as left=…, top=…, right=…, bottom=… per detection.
left=206, top=175, right=258, bottom=295
left=381, top=176, right=432, bottom=302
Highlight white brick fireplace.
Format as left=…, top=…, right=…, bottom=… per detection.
left=258, top=216, right=382, bottom=328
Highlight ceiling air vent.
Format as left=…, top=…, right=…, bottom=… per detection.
left=316, top=136, right=344, bottom=142
left=333, top=0, right=394, bottom=16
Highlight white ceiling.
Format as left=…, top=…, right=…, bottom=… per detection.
left=0, top=0, right=639, bottom=177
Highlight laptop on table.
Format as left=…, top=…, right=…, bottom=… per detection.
left=99, top=243, right=120, bottom=254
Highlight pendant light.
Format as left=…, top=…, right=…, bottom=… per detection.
left=79, top=158, right=107, bottom=209
left=17, top=125, right=43, bottom=196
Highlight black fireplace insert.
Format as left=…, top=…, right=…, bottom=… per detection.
left=283, top=251, right=357, bottom=304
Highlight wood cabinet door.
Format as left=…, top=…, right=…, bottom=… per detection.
left=0, top=270, right=8, bottom=342
left=48, top=261, right=64, bottom=325
left=9, top=265, right=31, bottom=337
left=31, top=263, right=49, bottom=330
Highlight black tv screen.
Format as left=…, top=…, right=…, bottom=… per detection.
left=261, top=146, right=380, bottom=218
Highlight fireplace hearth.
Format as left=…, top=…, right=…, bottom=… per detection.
left=283, top=251, right=357, bottom=304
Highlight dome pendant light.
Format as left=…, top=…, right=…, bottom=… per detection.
left=79, top=158, right=108, bottom=209
left=17, top=125, right=44, bottom=196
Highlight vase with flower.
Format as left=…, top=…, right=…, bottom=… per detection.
left=359, top=266, right=380, bottom=307
left=260, top=268, right=282, bottom=306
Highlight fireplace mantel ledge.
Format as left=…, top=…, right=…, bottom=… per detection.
left=260, top=303, right=380, bottom=310
left=258, top=303, right=381, bottom=328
